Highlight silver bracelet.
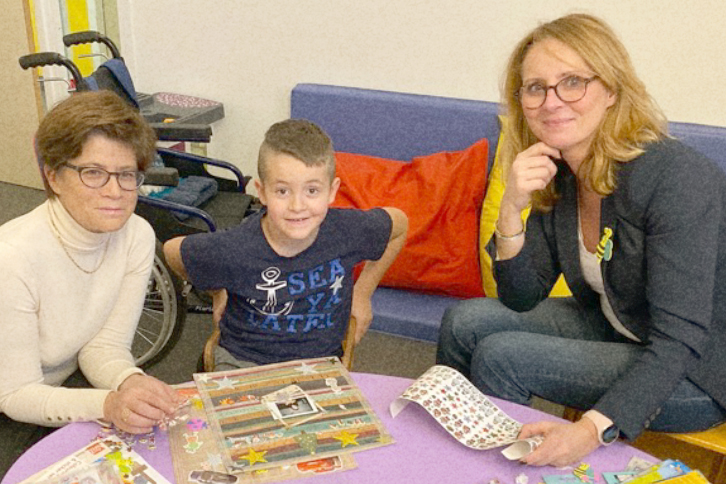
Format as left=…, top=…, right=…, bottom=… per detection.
left=494, top=221, right=525, bottom=240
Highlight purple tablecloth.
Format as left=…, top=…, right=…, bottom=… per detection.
left=3, top=372, right=654, bottom=483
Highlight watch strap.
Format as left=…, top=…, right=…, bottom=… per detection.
left=582, top=410, right=619, bottom=445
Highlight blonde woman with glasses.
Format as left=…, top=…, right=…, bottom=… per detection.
left=437, top=13, right=726, bottom=466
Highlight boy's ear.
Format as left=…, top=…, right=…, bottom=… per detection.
left=254, top=179, right=267, bottom=206
left=328, top=176, right=341, bottom=204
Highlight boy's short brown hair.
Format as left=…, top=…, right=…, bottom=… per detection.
left=36, top=91, right=157, bottom=197
left=258, top=119, right=335, bottom=182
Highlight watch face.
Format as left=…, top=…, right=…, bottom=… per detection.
left=602, top=424, right=620, bottom=444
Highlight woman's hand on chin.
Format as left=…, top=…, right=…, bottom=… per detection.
left=501, top=142, right=561, bottom=214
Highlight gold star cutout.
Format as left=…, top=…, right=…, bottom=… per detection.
left=333, top=430, right=359, bottom=447
left=240, top=448, right=268, bottom=466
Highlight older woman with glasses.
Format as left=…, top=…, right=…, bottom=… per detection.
left=437, top=13, right=726, bottom=466
left=0, top=91, right=181, bottom=471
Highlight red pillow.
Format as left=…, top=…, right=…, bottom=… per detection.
left=332, top=138, right=488, bottom=298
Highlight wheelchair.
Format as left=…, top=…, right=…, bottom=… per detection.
left=19, top=31, right=257, bottom=367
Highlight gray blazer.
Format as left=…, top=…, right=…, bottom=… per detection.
left=494, top=138, right=726, bottom=439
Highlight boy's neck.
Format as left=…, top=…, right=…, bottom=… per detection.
left=261, top=214, right=319, bottom=258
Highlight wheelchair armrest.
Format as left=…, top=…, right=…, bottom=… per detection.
left=137, top=196, right=217, bottom=232
left=157, top=148, right=249, bottom=192
left=150, top=123, right=212, bottom=143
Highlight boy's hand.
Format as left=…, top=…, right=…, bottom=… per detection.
left=350, top=292, right=373, bottom=344
left=211, top=289, right=228, bottom=324
left=351, top=207, right=408, bottom=344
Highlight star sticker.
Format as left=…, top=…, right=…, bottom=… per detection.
left=240, top=448, right=268, bottom=466
left=196, top=374, right=210, bottom=383
left=215, top=376, right=236, bottom=390
left=206, top=452, right=224, bottom=467
left=296, top=362, right=318, bottom=375
left=333, top=430, right=359, bottom=447
left=329, top=275, right=344, bottom=295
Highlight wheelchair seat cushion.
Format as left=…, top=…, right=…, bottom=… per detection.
left=148, top=176, right=218, bottom=219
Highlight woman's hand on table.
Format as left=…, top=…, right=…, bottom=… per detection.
left=104, top=373, right=182, bottom=433
left=517, top=419, right=600, bottom=467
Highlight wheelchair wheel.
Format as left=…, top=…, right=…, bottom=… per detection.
left=133, top=242, right=186, bottom=367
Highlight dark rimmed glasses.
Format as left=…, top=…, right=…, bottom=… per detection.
left=61, top=163, right=145, bottom=191
left=518, top=75, right=600, bottom=109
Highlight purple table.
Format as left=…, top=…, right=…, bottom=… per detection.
left=3, top=373, right=653, bottom=484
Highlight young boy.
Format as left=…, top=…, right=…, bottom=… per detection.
left=164, top=119, right=408, bottom=369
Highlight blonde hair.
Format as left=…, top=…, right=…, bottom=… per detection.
left=501, top=13, right=667, bottom=210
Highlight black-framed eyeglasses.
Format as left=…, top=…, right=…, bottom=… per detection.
left=61, top=163, right=145, bottom=191
left=518, top=75, right=600, bottom=109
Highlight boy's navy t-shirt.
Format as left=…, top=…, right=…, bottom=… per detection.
left=180, top=207, right=392, bottom=364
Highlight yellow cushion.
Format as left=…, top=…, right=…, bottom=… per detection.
left=479, top=117, right=571, bottom=298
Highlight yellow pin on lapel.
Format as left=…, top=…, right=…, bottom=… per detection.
left=596, top=227, right=613, bottom=262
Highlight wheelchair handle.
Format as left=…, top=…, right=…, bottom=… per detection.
left=18, top=52, right=90, bottom=91
left=63, top=31, right=121, bottom=59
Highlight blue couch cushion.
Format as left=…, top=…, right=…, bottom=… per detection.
left=370, top=287, right=461, bottom=343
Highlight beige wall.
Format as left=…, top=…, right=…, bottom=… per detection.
left=0, top=0, right=44, bottom=189
left=120, top=1, right=725, bottom=181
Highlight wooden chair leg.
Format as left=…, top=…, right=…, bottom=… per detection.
left=708, top=453, right=726, bottom=483
left=341, top=316, right=357, bottom=370
left=202, top=326, right=220, bottom=372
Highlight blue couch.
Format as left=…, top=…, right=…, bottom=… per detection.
left=291, top=83, right=726, bottom=344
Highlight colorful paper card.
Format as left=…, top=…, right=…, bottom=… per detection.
left=652, top=470, right=711, bottom=484
left=18, top=434, right=170, bottom=484
left=193, top=357, right=393, bottom=473
left=621, top=459, right=691, bottom=483
left=167, top=382, right=357, bottom=483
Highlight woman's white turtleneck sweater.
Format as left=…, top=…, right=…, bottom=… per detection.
left=0, top=197, right=155, bottom=426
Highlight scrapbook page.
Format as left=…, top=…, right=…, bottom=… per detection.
left=192, top=357, right=393, bottom=473
left=19, top=434, right=170, bottom=484
left=167, top=382, right=357, bottom=483
left=390, top=365, right=542, bottom=459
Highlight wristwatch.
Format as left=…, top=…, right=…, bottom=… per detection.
left=582, top=410, right=620, bottom=446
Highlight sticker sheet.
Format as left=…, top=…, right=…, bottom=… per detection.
left=19, top=434, right=170, bottom=484
left=390, top=365, right=526, bottom=451
left=167, top=382, right=357, bottom=483
left=192, top=357, right=393, bottom=473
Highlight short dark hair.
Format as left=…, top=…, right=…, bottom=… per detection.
left=36, top=91, right=156, bottom=196
left=257, top=119, right=335, bottom=182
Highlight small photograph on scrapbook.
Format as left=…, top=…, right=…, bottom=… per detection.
left=272, top=395, right=318, bottom=420
left=262, top=384, right=321, bottom=422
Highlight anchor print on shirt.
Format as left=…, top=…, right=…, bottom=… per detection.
left=248, top=267, right=294, bottom=316
left=245, top=260, right=347, bottom=334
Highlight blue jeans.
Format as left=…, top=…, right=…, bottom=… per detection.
left=436, top=297, right=726, bottom=433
